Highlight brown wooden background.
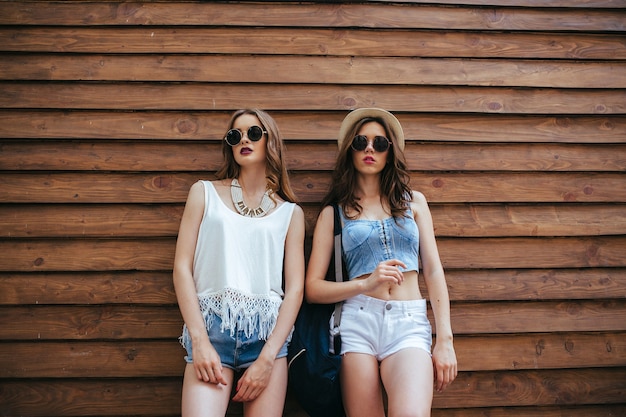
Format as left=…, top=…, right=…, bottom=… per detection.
left=0, top=0, right=625, bottom=416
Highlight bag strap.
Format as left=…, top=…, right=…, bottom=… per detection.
left=332, top=203, right=343, bottom=284
left=331, top=204, right=344, bottom=350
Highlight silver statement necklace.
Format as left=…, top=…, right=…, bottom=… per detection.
left=230, top=178, right=274, bottom=217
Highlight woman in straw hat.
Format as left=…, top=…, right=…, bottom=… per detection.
left=305, top=108, right=457, bottom=416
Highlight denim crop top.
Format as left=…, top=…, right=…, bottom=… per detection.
left=340, top=207, right=420, bottom=280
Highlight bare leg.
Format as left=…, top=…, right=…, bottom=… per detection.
left=181, top=363, right=235, bottom=417
left=243, top=357, right=288, bottom=417
left=341, top=352, right=385, bottom=417
left=380, top=348, right=433, bottom=417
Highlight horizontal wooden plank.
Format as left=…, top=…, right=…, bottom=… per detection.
left=0, top=368, right=623, bottom=415
left=0, top=305, right=183, bottom=340
left=0, top=2, right=622, bottom=31
left=442, top=268, right=626, bottom=301
left=2, top=332, right=624, bottom=378
left=2, top=203, right=624, bottom=239
left=4, top=54, right=625, bottom=88
left=1, top=27, right=624, bottom=59
left=2, top=141, right=625, bottom=172
left=2, top=28, right=625, bottom=61
left=1, top=83, right=624, bottom=114
left=0, top=340, right=185, bottom=378
left=0, top=204, right=183, bottom=238
left=0, top=378, right=182, bottom=416
left=0, top=235, right=624, bottom=272
left=0, top=271, right=176, bottom=305
left=432, top=405, right=626, bottom=417
left=2, top=300, right=624, bottom=341
left=409, top=0, right=625, bottom=6
left=449, top=300, right=626, bottom=334
left=409, top=172, right=626, bottom=204
left=452, top=332, right=626, bottom=371
left=429, top=203, right=626, bottom=237
left=431, top=368, right=626, bottom=408
left=438, top=236, right=626, bottom=269
left=406, top=143, right=626, bottom=172
left=0, top=238, right=176, bottom=272
left=0, top=172, right=199, bottom=204
left=1, top=111, right=624, bottom=143
left=2, top=172, right=625, bottom=204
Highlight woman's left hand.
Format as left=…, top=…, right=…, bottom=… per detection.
left=232, top=355, right=274, bottom=402
left=432, top=340, right=458, bottom=392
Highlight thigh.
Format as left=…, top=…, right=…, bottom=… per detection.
left=380, top=348, right=434, bottom=417
left=181, top=363, right=235, bottom=417
left=243, top=357, right=288, bottom=417
left=341, top=352, right=385, bottom=417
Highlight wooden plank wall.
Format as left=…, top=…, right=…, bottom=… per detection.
left=0, top=0, right=625, bottom=416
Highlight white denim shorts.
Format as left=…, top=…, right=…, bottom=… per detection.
left=338, top=294, right=432, bottom=361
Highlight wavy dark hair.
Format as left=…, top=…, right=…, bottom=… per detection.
left=215, top=109, right=298, bottom=203
left=322, top=115, right=412, bottom=219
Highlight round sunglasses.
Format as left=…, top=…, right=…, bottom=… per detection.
left=351, top=135, right=392, bottom=153
left=224, top=125, right=267, bottom=146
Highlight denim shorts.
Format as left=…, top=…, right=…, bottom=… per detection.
left=180, top=313, right=288, bottom=371
left=339, top=294, right=432, bottom=361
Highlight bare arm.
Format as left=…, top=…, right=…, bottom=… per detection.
left=412, top=191, right=457, bottom=392
left=173, top=181, right=227, bottom=385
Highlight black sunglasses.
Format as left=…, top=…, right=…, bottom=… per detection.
left=351, top=135, right=392, bottom=153
left=224, top=125, right=267, bottom=146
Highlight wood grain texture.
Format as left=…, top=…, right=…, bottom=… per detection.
left=3, top=54, right=626, bottom=88
left=2, top=82, right=624, bottom=114
left=0, top=1, right=624, bottom=415
left=0, top=235, right=624, bottom=272
left=2, top=172, right=625, bottom=203
left=2, top=142, right=625, bottom=172
left=0, top=2, right=623, bottom=31
left=2, top=203, right=625, bottom=238
left=2, top=111, right=624, bottom=143
left=0, top=369, right=624, bottom=415
left=2, top=332, right=624, bottom=378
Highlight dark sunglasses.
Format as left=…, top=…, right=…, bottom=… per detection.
left=224, top=125, right=267, bottom=146
left=351, top=135, right=391, bottom=153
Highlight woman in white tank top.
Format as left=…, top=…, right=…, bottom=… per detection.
left=173, top=109, right=305, bottom=417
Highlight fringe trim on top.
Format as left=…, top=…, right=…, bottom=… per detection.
left=197, top=287, right=282, bottom=340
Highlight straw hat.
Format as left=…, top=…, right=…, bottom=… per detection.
left=337, top=108, right=405, bottom=151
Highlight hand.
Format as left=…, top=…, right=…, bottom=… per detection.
left=232, top=355, right=274, bottom=402
left=363, top=259, right=407, bottom=292
left=192, top=338, right=228, bottom=385
left=432, top=340, right=457, bottom=392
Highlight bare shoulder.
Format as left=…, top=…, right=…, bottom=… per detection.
left=410, top=190, right=428, bottom=206
left=291, top=203, right=305, bottom=219
left=409, top=190, right=430, bottom=216
left=187, top=180, right=206, bottom=197
left=319, top=204, right=337, bottom=222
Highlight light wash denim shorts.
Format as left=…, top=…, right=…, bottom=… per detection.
left=339, top=294, right=432, bottom=361
left=180, top=313, right=288, bottom=371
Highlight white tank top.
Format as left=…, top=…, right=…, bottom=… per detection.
left=192, top=180, right=295, bottom=339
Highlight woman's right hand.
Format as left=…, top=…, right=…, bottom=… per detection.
left=192, top=337, right=228, bottom=385
left=362, top=259, right=407, bottom=292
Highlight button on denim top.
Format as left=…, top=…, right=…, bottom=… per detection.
left=340, top=207, right=420, bottom=280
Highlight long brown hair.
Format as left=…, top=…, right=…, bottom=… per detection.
left=215, top=109, right=298, bottom=203
left=322, top=116, right=411, bottom=219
